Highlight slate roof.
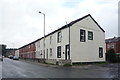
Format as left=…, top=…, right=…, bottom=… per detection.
left=19, top=14, right=105, bottom=49
left=105, top=37, right=120, bottom=43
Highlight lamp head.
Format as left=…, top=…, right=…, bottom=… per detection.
left=39, top=11, right=41, bottom=13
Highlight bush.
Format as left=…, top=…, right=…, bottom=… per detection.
left=106, top=49, right=117, bottom=63
left=63, top=63, right=72, bottom=66
left=116, top=55, right=120, bottom=62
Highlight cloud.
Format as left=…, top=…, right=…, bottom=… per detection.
left=0, top=0, right=119, bottom=48
left=76, top=0, right=118, bottom=38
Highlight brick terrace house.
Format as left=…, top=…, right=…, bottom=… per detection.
left=6, top=48, right=17, bottom=57
left=105, top=37, right=120, bottom=56
left=19, top=42, right=36, bottom=59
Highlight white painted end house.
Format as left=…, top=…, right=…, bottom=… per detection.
left=35, top=14, right=106, bottom=64
left=15, top=50, right=19, bottom=58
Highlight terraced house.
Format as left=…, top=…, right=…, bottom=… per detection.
left=19, top=42, right=36, bottom=59
left=19, top=14, right=106, bottom=65
left=105, top=37, right=120, bottom=57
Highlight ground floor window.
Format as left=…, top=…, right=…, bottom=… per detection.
left=57, top=46, right=61, bottom=58
left=40, top=50, right=42, bottom=55
left=99, top=47, right=103, bottom=58
left=50, top=48, right=52, bottom=56
left=46, top=49, right=48, bottom=59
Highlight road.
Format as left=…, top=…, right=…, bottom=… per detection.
left=2, top=58, right=119, bottom=78
left=0, top=61, right=2, bottom=79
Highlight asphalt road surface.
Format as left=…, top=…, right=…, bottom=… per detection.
left=0, top=61, right=2, bottom=79
left=2, top=58, right=119, bottom=78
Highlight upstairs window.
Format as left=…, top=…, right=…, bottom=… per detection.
left=38, top=42, right=40, bottom=48
left=57, top=31, right=62, bottom=43
left=38, top=44, right=40, bottom=48
left=80, top=29, right=86, bottom=42
left=29, top=45, right=30, bottom=48
left=99, top=47, right=103, bottom=58
left=50, top=36, right=52, bottom=44
left=107, top=44, right=114, bottom=49
left=57, top=46, right=61, bottom=58
left=88, top=31, right=93, bottom=40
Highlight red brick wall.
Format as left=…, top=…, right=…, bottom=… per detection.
left=116, top=40, right=120, bottom=53
left=106, top=40, right=120, bottom=53
left=19, top=43, right=36, bottom=59
left=106, top=42, right=115, bottom=52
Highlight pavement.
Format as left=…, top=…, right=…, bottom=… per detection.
left=1, top=58, right=120, bottom=79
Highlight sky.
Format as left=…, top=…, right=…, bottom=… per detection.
left=118, top=1, right=120, bottom=37
left=0, top=0, right=119, bottom=48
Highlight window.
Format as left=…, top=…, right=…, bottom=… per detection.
left=57, top=46, right=61, bottom=58
left=111, top=44, right=114, bottom=48
left=29, top=45, right=30, bottom=48
left=80, top=29, right=86, bottom=42
left=40, top=50, right=42, bottom=55
left=46, top=49, right=48, bottom=59
left=50, top=48, right=52, bottom=56
left=38, top=42, right=40, bottom=48
left=107, top=44, right=110, bottom=48
left=57, top=31, right=62, bottom=43
left=108, top=43, right=114, bottom=49
left=88, top=31, right=93, bottom=40
left=50, top=36, right=52, bottom=44
left=38, top=44, right=40, bottom=48
left=44, top=50, right=45, bottom=57
left=99, top=47, right=103, bottom=58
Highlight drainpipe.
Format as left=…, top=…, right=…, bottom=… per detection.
left=66, top=22, right=70, bottom=60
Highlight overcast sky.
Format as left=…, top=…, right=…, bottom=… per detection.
left=0, top=0, right=119, bottom=48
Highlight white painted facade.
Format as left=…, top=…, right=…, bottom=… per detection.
left=70, top=16, right=105, bottom=62
left=35, top=14, right=106, bottom=63
left=35, top=27, right=70, bottom=61
left=15, top=50, right=19, bottom=57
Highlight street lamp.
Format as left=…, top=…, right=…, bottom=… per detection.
left=39, top=11, right=45, bottom=59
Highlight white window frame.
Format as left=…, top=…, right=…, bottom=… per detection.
left=80, top=29, right=86, bottom=42
left=88, top=31, right=93, bottom=40
left=57, top=31, right=62, bottom=43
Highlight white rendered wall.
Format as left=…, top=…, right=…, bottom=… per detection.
left=70, top=16, right=105, bottom=62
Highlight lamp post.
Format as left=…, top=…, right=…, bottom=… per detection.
left=39, top=11, right=45, bottom=59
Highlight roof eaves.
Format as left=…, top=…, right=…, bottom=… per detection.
left=19, top=14, right=104, bottom=49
